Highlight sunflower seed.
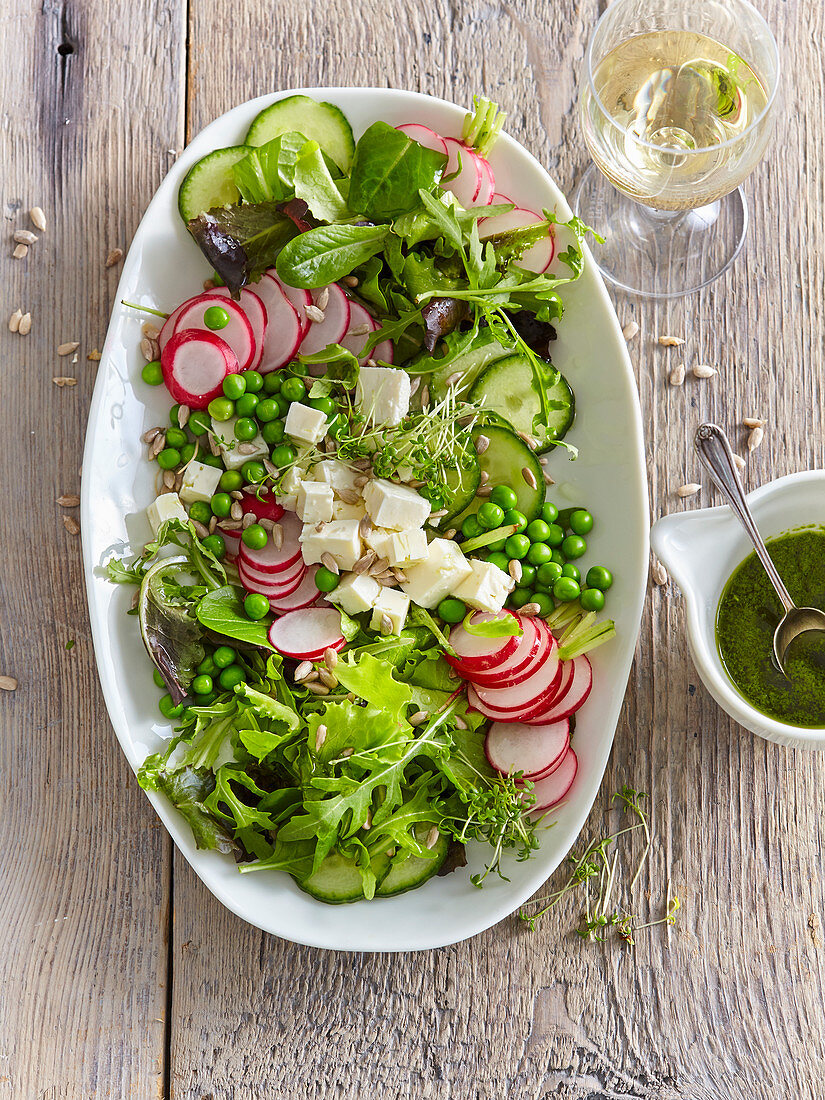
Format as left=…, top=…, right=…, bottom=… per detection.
left=142, top=426, right=161, bottom=443
left=307, top=682, right=330, bottom=696
left=748, top=426, right=764, bottom=452
left=140, top=336, right=158, bottom=361
left=149, top=432, right=166, bottom=458
left=622, top=320, right=639, bottom=340
left=352, top=457, right=372, bottom=470
left=359, top=515, right=373, bottom=538
left=315, top=286, right=330, bottom=312
left=353, top=550, right=377, bottom=574
left=162, top=470, right=175, bottom=489
left=17, top=312, right=31, bottom=336
left=520, top=602, right=541, bottom=617
left=14, top=229, right=37, bottom=245
left=658, top=334, right=685, bottom=347
left=455, top=715, right=467, bottom=730
left=202, top=278, right=215, bottom=291
left=391, top=568, right=407, bottom=584
left=318, top=668, right=338, bottom=690
left=191, top=519, right=209, bottom=538
left=677, top=482, right=701, bottom=497
left=743, top=416, right=765, bottom=428
left=323, top=648, right=338, bottom=671
left=8, top=309, right=22, bottom=333
left=220, top=519, right=242, bottom=531
left=692, top=363, right=717, bottom=379
left=87, top=349, right=102, bottom=361
left=57, top=494, right=80, bottom=507
left=474, top=434, right=490, bottom=455
left=369, top=556, right=390, bottom=576
left=517, top=430, right=539, bottom=450
left=379, top=614, right=394, bottom=636
left=243, top=484, right=264, bottom=495
left=29, top=206, right=46, bottom=231
left=429, top=508, right=448, bottom=521
left=478, top=470, right=490, bottom=486
left=0, top=675, right=18, bottom=691
left=105, top=247, right=123, bottom=268
left=271, top=524, right=284, bottom=550
left=425, top=826, right=440, bottom=849
left=409, top=376, right=421, bottom=397
left=733, top=453, right=746, bottom=472
left=236, top=443, right=257, bottom=455
left=338, top=488, right=360, bottom=505
left=445, top=372, right=463, bottom=389
left=376, top=570, right=397, bottom=585
left=294, top=661, right=313, bottom=682
left=305, top=304, right=325, bottom=323
left=543, top=471, right=555, bottom=486
left=57, top=341, right=80, bottom=356
left=420, top=384, right=430, bottom=407
left=343, top=275, right=359, bottom=288
left=52, top=377, right=77, bottom=387
left=208, top=516, right=217, bottom=533
left=341, top=747, right=354, bottom=757
left=443, top=528, right=457, bottom=540
left=12, top=244, right=28, bottom=260
left=669, top=364, right=685, bottom=386
left=263, top=458, right=277, bottom=477
left=315, top=724, right=327, bottom=750
left=521, top=466, right=538, bottom=490
left=652, top=560, right=668, bottom=586
left=409, top=710, right=429, bottom=726
left=258, top=517, right=275, bottom=532
left=177, top=404, right=190, bottom=428
left=208, top=435, right=220, bottom=456
left=321, top=552, right=339, bottom=575
left=353, top=474, right=369, bottom=488
left=477, top=485, right=492, bottom=496
left=141, top=323, right=160, bottom=341
left=62, top=515, right=80, bottom=535
left=243, top=513, right=258, bottom=530
left=508, top=559, right=522, bottom=583
left=173, top=471, right=184, bottom=491
left=229, top=502, right=243, bottom=521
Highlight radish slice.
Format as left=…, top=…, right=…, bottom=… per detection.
left=545, top=221, right=577, bottom=279
left=158, top=299, right=190, bottom=352
left=340, top=301, right=377, bottom=366
left=471, top=638, right=561, bottom=715
left=524, top=656, right=592, bottom=724
left=474, top=157, right=496, bottom=205
left=249, top=275, right=303, bottom=372
left=268, top=604, right=345, bottom=657
left=469, top=618, right=547, bottom=687
left=490, top=192, right=514, bottom=206
left=485, top=717, right=570, bottom=779
left=202, top=287, right=267, bottom=371
left=269, top=568, right=323, bottom=613
left=239, top=551, right=306, bottom=590
left=478, top=207, right=554, bottom=274
left=160, top=330, right=239, bottom=409
left=371, top=337, right=395, bottom=365
left=298, top=284, right=351, bottom=356
left=440, top=138, right=482, bottom=208
left=445, top=611, right=521, bottom=672
left=238, top=511, right=302, bottom=573
left=267, top=270, right=312, bottom=337
left=526, top=748, right=578, bottom=812
left=239, top=493, right=285, bottom=524
left=396, top=123, right=449, bottom=158
left=172, top=294, right=257, bottom=371
left=217, top=526, right=241, bottom=561
left=239, top=559, right=307, bottom=599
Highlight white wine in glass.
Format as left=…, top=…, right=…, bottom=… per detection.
left=575, top=1, right=779, bottom=298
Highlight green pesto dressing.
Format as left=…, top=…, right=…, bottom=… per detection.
left=716, top=528, right=825, bottom=728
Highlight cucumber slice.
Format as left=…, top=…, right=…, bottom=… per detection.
left=299, top=850, right=391, bottom=904
left=376, top=826, right=450, bottom=897
left=245, top=96, right=355, bottom=172
left=469, top=352, right=575, bottom=453
left=177, top=146, right=252, bottom=223
left=439, top=447, right=481, bottom=526
left=429, top=331, right=511, bottom=403
left=452, top=424, right=544, bottom=529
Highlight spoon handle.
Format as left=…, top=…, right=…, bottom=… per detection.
left=693, top=423, right=796, bottom=614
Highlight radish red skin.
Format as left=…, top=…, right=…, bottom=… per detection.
left=202, top=287, right=268, bottom=372
left=445, top=611, right=521, bottom=672
left=268, top=568, right=324, bottom=613
left=171, top=293, right=257, bottom=371
left=525, top=748, right=578, bottom=813
left=522, top=656, right=592, bottom=725
left=472, top=634, right=560, bottom=713
left=238, top=512, right=302, bottom=573
left=469, top=618, right=550, bottom=688
left=239, top=493, right=285, bottom=524
left=484, top=717, right=570, bottom=779
left=160, top=329, right=239, bottom=409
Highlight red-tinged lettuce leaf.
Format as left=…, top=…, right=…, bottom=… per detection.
left=420, top=296, right=470, bottom=353
left=146, top=766, right=238, bottom=855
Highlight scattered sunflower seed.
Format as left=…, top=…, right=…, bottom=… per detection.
left=379, top=614, right=394, bottom=636
left=8, top=309, right=22, bottom=333
left=242, top=513, right=256, bottom=530
left=57, top=341, right=80, bottom=356
left=475, top=434, right=490, bottom=455
left=0, top=675, right=18, bottom=692
left=477, top=485, right=492, bottom=496
left=445, top=372, right=463, bottom=388
left=369, top=556, right=390, bottom=577
left=140, top=336, right=158, bottom=361
left=342, top=275, right=359, bottom=288
left=517, top=430, right=539, bottom=450
left=203, top=278, right=215, bottom=291
left=306, top=682, right=330, bottom=696
left=87, top=349, right=102, bottom=361
left=508, top=559, right=522, bottom=583
left=455, top=715, right=468, bottom=730
left=425, top=826, right=440, bottom=849
left=208, top=516, right=217, bottom=533
left=669, top=364, right=685, bottom=386
left=315, top=724, right=327, bottom=750
left=420, top=384, right=430, bottom=407
left=56, top=494, right=80, bottom=507
left=62, top=515, right=80, bottom=535
left=658, top=335, right=685, bottom=347
left=392, top=567, right=407, bottom=584
left=443, top=528, right=457, bottom=540
left=305, top=304, right=325, bottom=323
left=294, top=661, right=313, bottom=682
left=220, top=519, right=242, bottom=531
left=652, top=560, right=668, bottom=586
left=353, top=474, right=370, bottom=488
left=409, top=376, right=421, bottom=397
left=140, top=322, right=160, bottom=342
left=230, top=502, right=243, bottom=521
left=521, top=465, right=538, bottom=490
left=338, top=488, right=360, bottom=505
left=358, top=515, right=373, bottom=539
left=52, top=377, right=77, bottom=387
left=409, top=710, right=429, bottom=726
left=543, top=471, right=555, bottom=486
left=177, top=404, right=190, bottom=428
left=29, top=206, right=46, bottom=232
left=12, top=244, right=28, bottom=260
left=341, top=747, right=354, bottom=757
left=352, top=457, right=372, bottom=470
left=692, top=363, right=717, bottom=379
left=320, top=552, right=339, bottom=575
left=236, top=442, right=257, bottom=455
left=677, top=482, right=701, bottom=497
left=733, top=453, right=746, bottom=472
left=353, top=550, right=377, bottom=575
left=375, top=570, right=397, bottom=585
left=271, top=524, right=284, bottom=550
left=622, top=320, right=639, bottom=340
left=14, top=229, right=37, bottom=245
left=18, top=312, right=32, bottom=336
left=323, top=648, right=338, bottom=671
left=150, top=433, right=166, bottom=458
left=142, top=426, right=162, bottom=443
left=743, top=416, right=765, bottom=429
left=316, top=287, right=330, bottom=311
left=191, top=519, right=209, bottom=538
left=520, top=602, right=541, bottom=617
left=478, top=470, right=490, bottom=485
left=319, top=668, right=338, bottom=689
left=748, top=426, right=764, bottom=452
left=130, top=589, right=141, bottom=609
left=208, top=435, right=220, bottom=456
left=162, top=470, right=175, bottom=489
left=105, top=247, right=124, bottom=268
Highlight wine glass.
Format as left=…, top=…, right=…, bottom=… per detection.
left=575, top=0, right=780, bottom=299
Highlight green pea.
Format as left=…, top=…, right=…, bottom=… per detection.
left=156, top=447, right=180, bottom=470
left=234, top=394, right=258, bottom=419
left=585, top=566, right=614, bottom=591
left=210, top=492, right=232, bottom=518
left=553, top=576, right=581, bottom=603
left=550, top=548, right=565, bottom=566
left=213, top=645, right=237, bottom=669
left=315, top=566, right=340, bottom=592
left=179, top=442, right=196, bottom=464
left=203, top=305, right=229, bottom=330
left=198, top=450, right=223, bottom=469
left=437, top=597, right=467, bottom=623
left=561, top=562, right=581, bottom=582
left=191, top=674, right=213, bottom=695
left=208, top=396, right=235, bottom=421
left=487, top=538, right=507, bottom=552
left=159, top=693, right=185, bottom=719
left=462, top=515, right=484, bottom=540
left=526, top=519, right=551, bottom=543
left=188, top=500, right=212, bottom=526
left=503, top=509, right=528, bottom=534
left=197, top=654, right=217, bottom=676
left=141, top=360, right=163, bottom=385
left=195, top=691, right=218, bottom=706
left=256, top=397, right=280, bottom=422
left=273, top=394, right=290, bottom=417
left=223, top=373, right=247, bottom=400
left=219, top=469, right=243, bottom=491
left=188, top=410, right=211, bottom=436
left=202, top=534, right=226, bottom=559
left=487, top=552, right=510, bottom=573
left=152, top=667, right=166, bottom=689
left=530, top=591, right=554, bottom=616
left=218, top=664, right=246, bottom=690
left=569, top=509, right=593, bottom=535
left=241, top=369, right=264, bottom=393
left=281, top=376, right=306, bottom=402
left=527, top=543, right=552, bottom=566
left=169, top=405, right=182, bottom=427
left=519, top=563, right=537, bottom=586
left=540, top=501, right=559, bottom=524
left=270, top=444, right=296, bottom=468
left=477, top=501, right=505, bottom=531
left=537, top=561, right=563, bottom=587
left=309, top=396, right=337, bottom=417
left=242, top=523, right=268, bottom=550
left=165, top=427, right=188, bottom=449
left=242, top=460, right=267, bottom=484
left=580, top=587, right=606, bottom=612
left=509, top=587, right=532, bottom=609
left=234, top=417, right=258, bottom=441
left=562, top=534, right=587, bottom=560
left=490, top=485, right=518, bottom=511
left=262, top=420, right=286, bottom=446
left=545, top=523, right=565, bottom=547
left=263, top=372, right=282, bottom=393
left=244, top=593, right=270, bottom=620
left=505, top=533, right=531, bottom=560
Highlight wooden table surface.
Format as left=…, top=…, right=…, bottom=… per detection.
left=2, top=1, right=823, bottom=1096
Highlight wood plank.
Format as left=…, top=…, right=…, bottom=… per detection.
left=166, top=1, right=825, bottom=1096
left=0, top=2, right=185, bottom=1096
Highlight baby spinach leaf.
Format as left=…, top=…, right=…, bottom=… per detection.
left=188, top=202, right=301, bottom=296
left=293, top=140, right=351, bottom=223
left=275, top=223, right=390, bottom=288
left=348, top=122, right=447, bottom=221
left=196, top=585, right=274, bottom=647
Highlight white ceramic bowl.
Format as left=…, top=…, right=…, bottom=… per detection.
left=81, top=87, right=649, bottom=950
left=651, top=470, right=825, bottom=750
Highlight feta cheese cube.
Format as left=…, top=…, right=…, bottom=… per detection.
left=356, top=366, right=411, bottom=427
left=371, top=589, right=410, bottom=635
left=332, top=499, right=366, bottom=521
left=296, top=480, right=334, bottom=524
left=300, top=519, right=362, bottom=572
left=328, top=572, right=381, bottom=615
left=400, top=538, right=472, bottom=608
left=211, top=416, right=269, bottom=470
left=312, top=459, right=360, bottom=496
left=275, top=464, right=306, bottom=512
left=146, top=492, right=188, bottom=535
left=387, top=528, right=429, bottom=567
left=179, top=460, right=222, bottom=505
left=364, top=527, right=395, bottom=560
left=453, top=558, right=513, bottom=614
left=284, top=401, right=328, bottom=446
left=362, top=478, right=430, bottom=531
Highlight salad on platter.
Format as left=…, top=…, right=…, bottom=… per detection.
left=109, top=94, right=618, bottom=905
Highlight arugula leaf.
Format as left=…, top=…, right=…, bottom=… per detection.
left=188, top=202, right=300, bottom=296
left=234, top=681, right=300, bottom=730
left=332, top=652, right=413, bottom=715
left=416, top=188, right=464, bottom=250
left=204, top=767, right=275, bottom=832
left=348, top=122, right=448, bottom=221
left=275, top=223, right=390, bottom=289
left=293, top=140, right=351, bottom=223
left=196, top=585, right=273, bottom=647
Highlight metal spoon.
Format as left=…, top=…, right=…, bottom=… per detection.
left=693, top=422, right=825, bottom=674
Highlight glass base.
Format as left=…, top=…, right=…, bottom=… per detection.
left=572, top=163, right=749, bottom=299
